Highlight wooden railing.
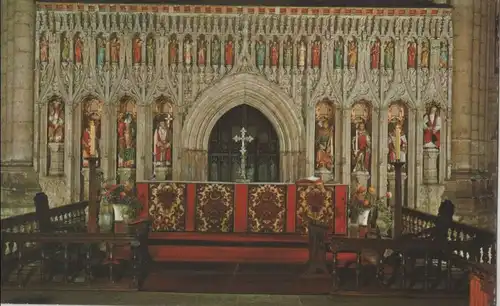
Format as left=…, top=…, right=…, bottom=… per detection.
left=1, top=201, right=88, bottom=233
left=330, top=237, right=471, bottom=295
left=1, top=232, right=149, bottom=290
left=402, top=207, right=496, bottom=265
left=1, top=201, right=88, bottom=263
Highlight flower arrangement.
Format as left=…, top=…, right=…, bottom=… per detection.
left=350, top=185, right=393, bottom=235
left=101, top=182, right=142, bottom=220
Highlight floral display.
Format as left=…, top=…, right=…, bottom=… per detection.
left=350, top=185, right=393, bottom=236
left=101, top=182, right=142, bottom=219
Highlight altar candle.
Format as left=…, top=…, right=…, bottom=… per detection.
left=395, top=126, right=401, bottom=161
left=89, top=121, right=96, bottom=156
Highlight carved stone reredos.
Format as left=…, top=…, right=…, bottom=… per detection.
left=35, top=4, right=452, bottom=112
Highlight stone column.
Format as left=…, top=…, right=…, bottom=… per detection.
left=450, top=0, right=474, bottom=175
left=423, top=147, right=440, bottom=184
left=48, top=143, right=64, bottom=176
left=1, top=0, right=39, bottom=217
left=1, top=0, right=10, bottom=162
left=10, top=0, right=36, bottom=164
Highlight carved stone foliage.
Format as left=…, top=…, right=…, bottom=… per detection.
left=117, top=97, right=137, bottom=169
left=153, top=97, right=174, bottom=180
left=314, top=100, right=335, bottom=175
left=81, top=98, right=103, bottom=168
left=35, top=6, right=452, bottom=112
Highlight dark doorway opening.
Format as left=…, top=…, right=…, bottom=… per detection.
left=208, top=105, right=280, bottom=182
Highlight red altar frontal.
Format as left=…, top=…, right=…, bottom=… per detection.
left=135, top=181, right=348, bottom=263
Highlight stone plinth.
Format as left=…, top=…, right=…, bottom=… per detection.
left=315, top=168, right=333, bottom=182
left=117, top=168, right=136, bottom=184
left=154, top=167, right=170, bottom=181
left=423, top=146, right=439, bottom=184
left=351, top=171, right=370, bottom=188
left=48, top=142, right=64, bottom=176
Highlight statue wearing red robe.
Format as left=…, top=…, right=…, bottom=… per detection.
left=370, top=40, right=380, bottom=69
left=154, top=120, right=172, bottom=166
left=312, top=42, right=321, bottom=68
left=423, top=106, right=441, bottom=148
left=225, top=41, right=233, bottom=66
left=271, top=42, right=279, bottom=67
left=407, top=42, right=416, bottom=68
left=352, top=122, right=371, bottom=172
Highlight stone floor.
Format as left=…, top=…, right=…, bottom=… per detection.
left=1, top=290, right=468, bottom=306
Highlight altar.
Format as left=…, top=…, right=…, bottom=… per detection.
left=135, top=180, right=348, bottom=263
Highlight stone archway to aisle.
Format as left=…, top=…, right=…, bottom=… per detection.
left=180, top=73, right=305, bottom=182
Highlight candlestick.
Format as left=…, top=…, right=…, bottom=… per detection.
left=355, top=130, right=359, bottom=153
left=395, top=125, right=401, bottom=161
left=89, top=120, right=96, bottom=156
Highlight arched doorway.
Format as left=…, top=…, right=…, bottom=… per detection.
left=208, top=105, right=280, bottom=182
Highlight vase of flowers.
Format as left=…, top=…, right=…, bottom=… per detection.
left=101, top=182, right=142, bottom=223
left=350, top=185, right=393, bottom=236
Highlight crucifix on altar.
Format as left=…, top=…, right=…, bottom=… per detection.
left=233, top=127, right=254, bottom=182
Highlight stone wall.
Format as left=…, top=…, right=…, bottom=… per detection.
left=0, top=1, right=498, bottom=227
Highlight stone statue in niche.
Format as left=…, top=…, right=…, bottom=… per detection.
left=132, top=35, right=143, bottom=64
left=184, top=37, right=193, bottom=66
left=74, top=34, right=84, bottom=65
left=96, top=35, right=106, bottom=67
left=153, top=113, right=173, bottom=167
left=169, top=36, right=178, bottom=65
left=283, top=38, right=292, bottom=68
left=110, top=34, right=120, bottom=64
left=439, top=42, right=448, bottom=69
left=370, top=39, right=380, bottom=69
left=315, top=100, right=335, bottom=173
left=298, top=40, right=306, bottom=68
left=153, top=100, right=174, bottom=180
left=270, top=39, right=279, bottom=67
left=387, top=104, right=407, bottom=169
left=146, top=36, right=155, bottom=66
left=61, top=34, right=71, bottom=63
left=334, top=39, right=343, bottom=69
left=347, top=39, right=357, bottom=69
left=351, top=103, right=372, bottom=173
left=197, top=36, right=207, bottom=66
left=407, top=41, right=416, bottom=69
left=384, top=40, right=394, bottom=69
left=311, top=39, right=321, bottom=68
left=256, top=37, right=265, bottom=67
left=212, top=36, right=221, bottom=66
left=117, top=99, right=137, bottom=168
left=40, top=33, right=49, bottom=64
left=81, top=98, right=102, bottom=167
left=225, top=37, right=234, bottom=66
left=420, top=40, right=430, bottom=68
left=423, top=104, right=441, bottom=149
left=48, top=99, right=64, bottom=143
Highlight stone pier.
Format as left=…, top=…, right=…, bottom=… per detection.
left=0, top=0, right=40, bottom=218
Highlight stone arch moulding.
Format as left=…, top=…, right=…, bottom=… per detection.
left=181, top=73, right=305, bottom=182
